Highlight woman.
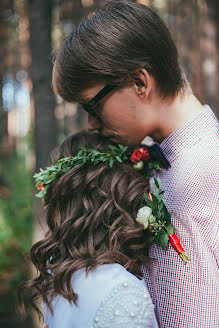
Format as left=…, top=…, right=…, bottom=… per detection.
left=17, top=131, right=159, bottom=328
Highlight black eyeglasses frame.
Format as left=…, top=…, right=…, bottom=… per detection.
left=80, top=83, right=118, bottom=120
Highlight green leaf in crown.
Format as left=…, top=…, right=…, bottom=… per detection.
left=34, top=144, right=130, bottom=200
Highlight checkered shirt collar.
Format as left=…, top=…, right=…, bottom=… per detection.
left=160, top=105, right=218, bottom=163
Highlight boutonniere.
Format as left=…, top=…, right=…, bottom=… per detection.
left=136, top=177, right=190, bottom=263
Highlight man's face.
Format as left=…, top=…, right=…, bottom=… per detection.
left=82, top=83, right=158, bottom=146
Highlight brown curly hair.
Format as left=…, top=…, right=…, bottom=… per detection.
left=17, top=131, right=151, bottom=320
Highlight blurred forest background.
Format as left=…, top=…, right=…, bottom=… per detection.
left=0, top=0, right=218, bottom=327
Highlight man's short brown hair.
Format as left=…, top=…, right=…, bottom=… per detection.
left=53, top=0, right=185, bottom=103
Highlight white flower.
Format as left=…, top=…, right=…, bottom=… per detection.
left=136, top=206, right=152, bottom=229
left=141, top=136, right=154, bottom=146
left=133, top=160, right=144, bottom=170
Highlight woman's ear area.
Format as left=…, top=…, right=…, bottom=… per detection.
left=132, top=68, right=152, bottom=101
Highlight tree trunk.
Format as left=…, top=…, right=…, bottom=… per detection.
left=167, top=0, right=204, bottom=103
left=27, top=2, right=57, bottom=326
left=28, top=0, right=57, bottom=171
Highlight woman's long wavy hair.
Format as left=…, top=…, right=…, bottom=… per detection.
left=17, top=131, right=151, bottom=320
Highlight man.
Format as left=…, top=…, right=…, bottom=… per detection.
left=52, top=1, right=219, bottom=327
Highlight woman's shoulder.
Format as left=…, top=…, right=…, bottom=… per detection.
left=75, top=263, right=143, bottom=288
left=42, top=264, right=157, bottom=328
left=75, top=263, right=153, bottom=303
left=87, top=264, right=157, bottom=328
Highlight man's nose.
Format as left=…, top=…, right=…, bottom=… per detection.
left=88, top=114, right=102, bottom=131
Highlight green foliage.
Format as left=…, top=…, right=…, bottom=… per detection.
left=0, top=151, right=34, bottom=310
left=144, top=160, right=162, bottom=179
left=144, top=178, right=174, bottom=249
left=34, top=144, right=130, bottom=200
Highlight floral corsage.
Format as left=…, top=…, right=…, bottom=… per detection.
left=131, top=145, right=190, bottom=263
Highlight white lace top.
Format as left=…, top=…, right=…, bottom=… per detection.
left=42, top=263, right=158, bottom=328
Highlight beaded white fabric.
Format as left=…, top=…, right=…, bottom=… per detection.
left=91, top=280, right=154, bottom=328
left=42, top=264, right=158, bottom=328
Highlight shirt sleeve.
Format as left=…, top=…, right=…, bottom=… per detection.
left=90, top=279, right=157, bottom=328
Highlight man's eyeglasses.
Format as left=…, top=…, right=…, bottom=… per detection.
left=80, top=83, right=118, bottom=120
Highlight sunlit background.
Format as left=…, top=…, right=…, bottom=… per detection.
left=0, top=0, right=218, bottom=327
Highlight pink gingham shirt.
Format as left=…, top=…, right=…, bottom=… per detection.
left=142, top=105, right=219, bottom=328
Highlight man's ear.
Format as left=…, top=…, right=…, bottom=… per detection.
left=132, top=68, right=152, bottom=101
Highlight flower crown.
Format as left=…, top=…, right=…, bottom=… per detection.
left=34, top=144, right=190, bottom=263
